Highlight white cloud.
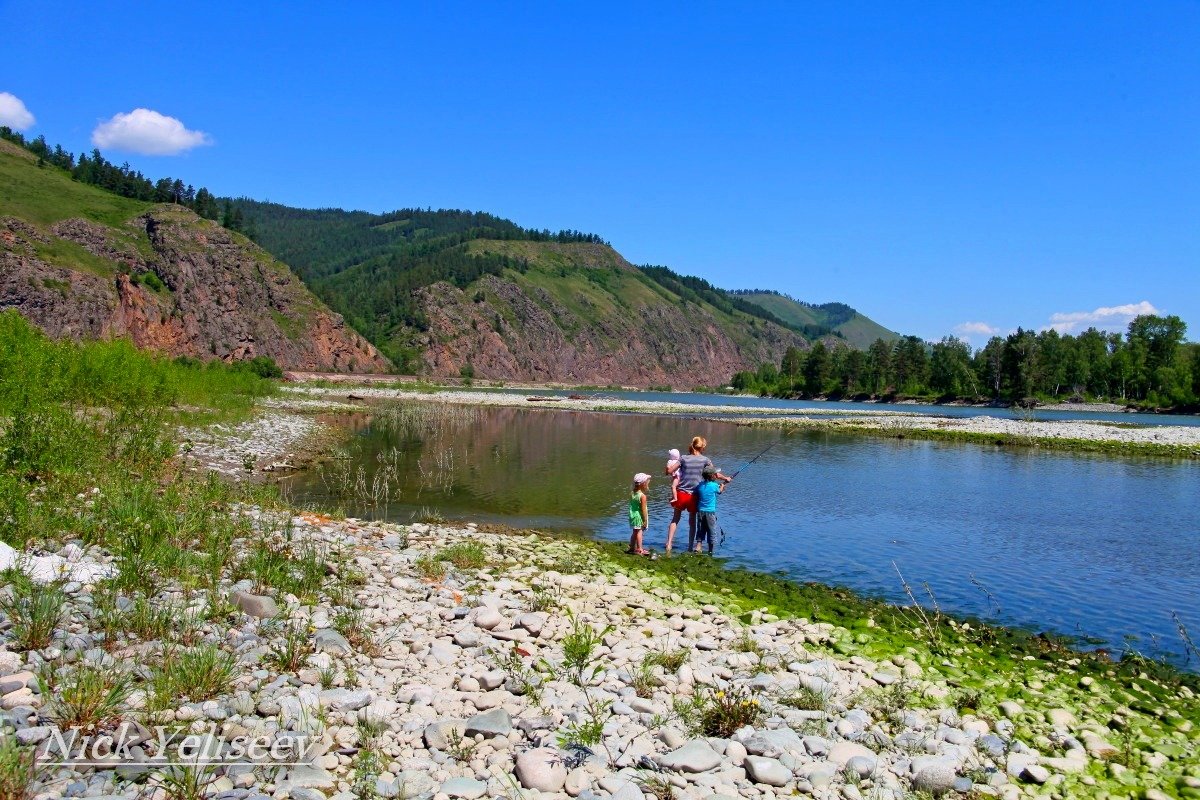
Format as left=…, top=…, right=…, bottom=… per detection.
left=91, top=108, right=211, bottom=155
left=0, top=92, right=35, bottom=131
left=953, top=321, right=1000, bottom=338
left=1045, top=300, right=1160, bottom=334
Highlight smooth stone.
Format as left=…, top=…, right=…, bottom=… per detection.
left=998, top=701, right=1023, bottom=719
left=441, top=777, right=487, bottom=799
left=828, top=741, right=875, bottom=767
left=657, top=740, right=723, bottom=773
left=913, top=765, right=956, bottom=794
left=744, top=756, right=790, bottom=787
left=474, top=608, right=503, bottom=630
left=846, top=755, right=876, bottom=780
left=232, top=591, right=278, bottom=618
left=515, top=747, right=568, bottom=792
left=1021, top=764, right=1050, bottom=785
left=423, top=720, right=465, bottom=750
left=319, top=689, right=371, bottom=711
left=314, top=629, right=352, bottom=655
left=453, top=630, right=481, bottom=648
left=464, top=708, right=511, bottom=738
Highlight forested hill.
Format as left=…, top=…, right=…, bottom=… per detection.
left=731, top=290, right=901, bottom=349
left=233, top=200, right=841, bottom=380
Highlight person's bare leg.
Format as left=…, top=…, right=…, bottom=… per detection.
left=666, top=508, right=682, bottom=552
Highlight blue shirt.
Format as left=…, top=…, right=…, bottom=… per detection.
left=695, top=479, right=719, bottom=513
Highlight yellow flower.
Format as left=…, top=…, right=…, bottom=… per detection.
left=715, top=691, right=725, bottom=700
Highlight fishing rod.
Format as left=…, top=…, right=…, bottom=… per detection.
left=728, top=436, right=785, bottom=479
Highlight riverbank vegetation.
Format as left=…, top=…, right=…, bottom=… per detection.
left=733, top=314, right=1200, bottom=411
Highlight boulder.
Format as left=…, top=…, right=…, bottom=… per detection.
left=657, top=740, right=722, bottom=773
left=515, top=747, right=568, bottom=792
left=744, top=755, right=790, bottom=787
left=232, top=591, right=278, bottom=618
left=464, top=708, right=511, bottom=738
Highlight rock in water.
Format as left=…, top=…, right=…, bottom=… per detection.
left=232, top=591, right=277, bottom=618
left=441, top=777, right=487, bottom=799
left=657, top=740, right=723, bottom=773
left=464, top=708, right=511, bottom=738
left=744, top=755, right=791, bottom=787
left=515, top=748, right=568, bottom=792
left=913, top=765, right=956, bottom=794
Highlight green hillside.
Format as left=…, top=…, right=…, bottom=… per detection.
left=236, top=200, right=817, bottom=370
left=733, top=290, right=901, bottom=349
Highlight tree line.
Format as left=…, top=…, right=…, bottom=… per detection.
left=732, top=315, right=1200, bottom=410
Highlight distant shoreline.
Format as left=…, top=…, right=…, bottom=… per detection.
left=278, top=384, right=1200, bottom=459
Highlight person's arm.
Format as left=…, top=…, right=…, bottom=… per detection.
left=640, top=492, right=649, bottom=524
left=718, top=481, right=726, bottom=493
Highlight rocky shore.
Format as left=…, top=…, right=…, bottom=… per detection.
left=4, top=511, right=1197, bottom=800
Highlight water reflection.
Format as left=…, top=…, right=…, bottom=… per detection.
left=286, top=402, right=1200, bottom=667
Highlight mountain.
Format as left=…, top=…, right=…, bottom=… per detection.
left=0, top=139, right=388, bottom=372
left=238, top=200, right=814, bottom=386
left=731, top=291, right=901, bottom=349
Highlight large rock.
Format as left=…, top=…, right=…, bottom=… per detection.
left=318, top=688, right=372, bottom=711
left=314, top=629, right=352, bottom=655
left=232, top=591, right=277, bottom=618
left=744, top=755, right=790, bottom=787
left=441, top=777, right=487, bottom=799
left=828, top=741, right=876, bottom=767
left=464, top=708, right=511, bottom=738
left=423, top=719, right=466, bottom=750
left=473, top=608, right=503, bottom=630
left=515, top=748, right=568, bottom=792
left=913, top=765, right=956, bottom=794
left=657, top=740, right=722, bottom=773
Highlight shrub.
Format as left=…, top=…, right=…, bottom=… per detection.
left=684, top=687, right=763, bottom=738
left=0, top=577, right=65, bottom=651
left=0, top=735, right=38, bottom=800
left=41, top=664, right=132, bottom=735
left=148, top=645, right=236, bottom=709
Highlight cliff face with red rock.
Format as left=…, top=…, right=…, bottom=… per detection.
left=0, top=209, right=389, bottom=373
left=402, top=241, right=810, bottom=388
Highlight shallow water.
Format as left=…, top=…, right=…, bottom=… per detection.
left=286, top=403, right=1200, bottom=668
left=478, top=386, right=1200, bottom=427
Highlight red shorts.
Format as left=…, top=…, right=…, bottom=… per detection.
left=671, top=490, right=696, bottom=512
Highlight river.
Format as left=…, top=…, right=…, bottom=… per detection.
left=285, top=402, right=1200, bottom=668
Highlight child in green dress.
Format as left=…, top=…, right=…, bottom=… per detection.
left=628, top=472, right=651, bottom=555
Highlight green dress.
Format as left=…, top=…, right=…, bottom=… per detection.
left=628, top=490, right=645, bottom=528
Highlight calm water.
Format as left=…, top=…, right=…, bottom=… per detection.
left=287, top=404, right=1200, bottom=667
left=478, top=387, right=1200, bottom=427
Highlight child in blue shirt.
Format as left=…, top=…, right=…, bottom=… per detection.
left=691, top=466, right=728, bottom=553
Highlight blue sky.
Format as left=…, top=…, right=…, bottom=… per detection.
left=2, top=2, right=1197, bottom=343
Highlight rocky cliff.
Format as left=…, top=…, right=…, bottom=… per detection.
left=0, top=142, right=388, bottom=372
left=407, top=241, right=809, bottom=387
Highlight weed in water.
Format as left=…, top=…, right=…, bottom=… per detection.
left=524, top=583, right=560, bottom=613
left=334, top=607, right=379, bottom=657
left=0, top=577, right=65, bottom=651
left=489, top=647, right=542, bottom=704
left=779, top=685, right=829, bottom=712
left=684, top=687, right=763, bottom=738
left=561, top=610, right=613, bottom=687
left=643, top=644, right=689, bottom=673
left=0, top=735, right=38, bottom=800
left=412, top=506, right=445, bottom=525
left=414, top=555, right=445, bottom=582
left=148, top=644, right=236, bottom=709
left=435, top=542, right=487, bottom=570
left=630, top=660, right=658, bottom=699
left=318, top=663, right=339, bottom=689
left=444, top=728, right=476, bottom=763
left=41, top=663, right=133, bottom=735
left=636, top=772, right=676, bottom=800
left=150, top=764, right=218, bottom=800
left=265, top=623, right=314, bottom=674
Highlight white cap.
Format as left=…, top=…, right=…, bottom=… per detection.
left=667, top=448, right=681, bottom=460
left=633, top=472, right=651, bottom=485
